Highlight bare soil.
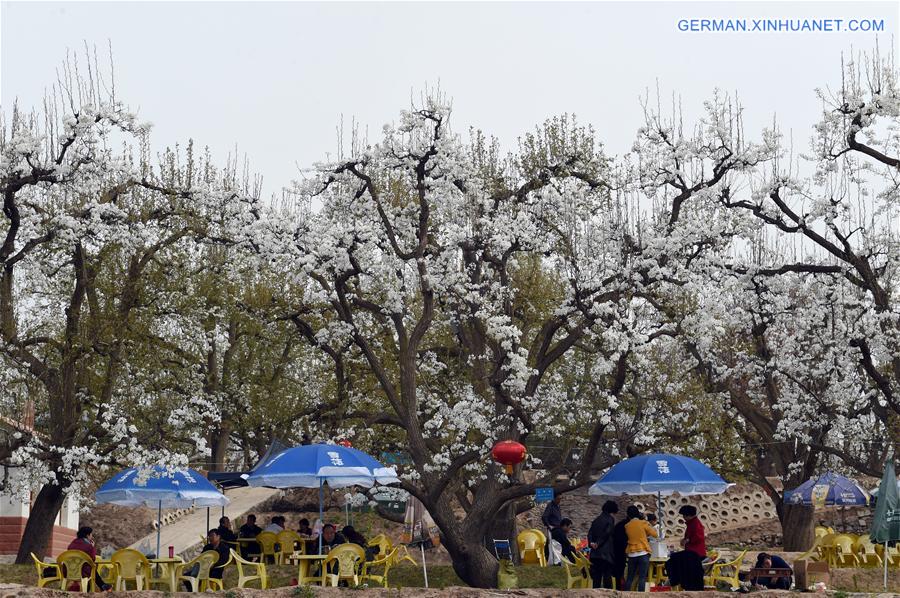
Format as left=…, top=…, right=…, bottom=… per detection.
left=79, top=504, right=157, bottom=550
left=2, top=585, right=899, bottom=597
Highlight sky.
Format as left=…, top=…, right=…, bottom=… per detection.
left=2, top=1, right=899, bottom=197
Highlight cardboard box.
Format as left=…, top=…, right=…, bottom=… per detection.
left=794, top=559, right=830, bottom=590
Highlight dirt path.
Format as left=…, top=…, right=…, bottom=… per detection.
left=0, top=585, right=873, bottom=598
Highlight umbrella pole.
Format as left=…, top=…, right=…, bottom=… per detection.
left=658, top=491, right=664, bottom=538
left=318, top=478, right=324, bottom=555
left=421, top=543, right=428, bottom=588
left=206, top=507, right=210, bottom=536
left=156, top=500, right=162, bottom=560
left=885, top=541, right=889, bottom=589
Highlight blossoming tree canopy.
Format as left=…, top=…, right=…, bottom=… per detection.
left=3, top=47, right=900, bottom=585
left=0, top=55, right=259, bottom=563
left=235, top=91, right=781, bottom=585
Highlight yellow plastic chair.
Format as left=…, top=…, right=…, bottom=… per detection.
left=367, top=534, right=417, bottom=565
left=814, top=526, right=829, bottom=538
left=174, top=550, right=225, bottom=592
left=855, top=537, right=883, bottom=568
left=796, top=537, right=823, bottom=563
left=367, top=533, right=393, bottom=558
left=324, top=544, right=364, bottom=587
left=833, top=535, right=860, bottom=567
left=562, top=553, right=591, bottom=588
left=56, top=549, right=97, bottom=592
left=816, top=533, right=839, bottom=566
left=31, top=552, right=62, bottom=588
left=361, top=547, right=398, bottom=588
left=517, top=529, right=547, bottom=567
left=109, top=548, right=151, bottom=590
left=298, top=556, right=327, bottom=586
left=229, top=548, right=268, bottom=588
left=277, top=529, right=304, bottom=562
left=255, top=531, right=280, bottom=564
left=886, top=545, right=900, bottom=568
left=704, top=549, right=747, bottom=590
left=394, top=544, right=418, bottom=565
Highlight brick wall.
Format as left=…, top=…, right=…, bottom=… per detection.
left=0, top=516, right=77, bottom=557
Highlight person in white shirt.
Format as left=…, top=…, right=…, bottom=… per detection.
left=263, top=515, right=285, bottom=532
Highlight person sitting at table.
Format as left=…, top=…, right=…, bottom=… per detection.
left=238, top=514, right=262, bottom=559
left=551, top=518, right=578, bottom=562
left=67, top=526, right=112, bottom=591
left=342, top=525, right=377, bottom=560
left=319, top=523, right=346, bottom=553
left=216, top=516, right=237, bottom=542
left=184, top=529, right=230, bottom=590
left=239, top=514, right=262, bottom=538
left=754, top=552, right=792, bottom=590
left=665, top=505, right=706, bottom=591
left=341, top=525, right=367, bottom=546
left=264, top=515, right=285, bottom=533
left=298, top=518, right=313, bottom=536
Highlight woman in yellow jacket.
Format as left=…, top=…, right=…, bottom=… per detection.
left=623, top=505, right=658, bottom=591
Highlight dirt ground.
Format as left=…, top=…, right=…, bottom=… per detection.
left=79, top=504, right=157, bottom=549
left=2, top=586, right=893, bottom=598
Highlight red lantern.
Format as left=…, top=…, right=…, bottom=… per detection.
left=338, top=440, right=352, bottom=447
left=491, top=440, right=526, bottom=474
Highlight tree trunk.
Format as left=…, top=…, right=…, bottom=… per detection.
left=485, top=502, right=519, bottom=561
left=209, top=422, right=230, bottom=471
left=780, top=503, right=815, bottom=551
left=448, top=539, right=500, bottom=588
left=14, top=482, right=67, bottom=564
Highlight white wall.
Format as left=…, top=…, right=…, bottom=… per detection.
left=0, top=467, right=28, bottom=518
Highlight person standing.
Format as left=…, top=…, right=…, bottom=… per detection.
left=541, top=494, right=563, bottom=563
left=541, top=494, right=563, bottom=530
left=680, top=505, right=706, bottom=557
left=623, top=506, right=658, bottom=591
left=612, top=514, right=628, bottom=589
left=588, top=500, right=619, bottom=589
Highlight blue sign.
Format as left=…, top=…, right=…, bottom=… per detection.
left=535, top=487, right=554, bottom=503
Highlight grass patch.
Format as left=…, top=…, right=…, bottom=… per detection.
left=0, top=562, right=564, bottom=589
left=0, top=563, right=35, bottom=585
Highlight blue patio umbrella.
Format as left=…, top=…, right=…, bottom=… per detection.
left=95, top=465, right=229, bottom=559
left=589, top=453, right=731, bottom=536
left=783, top=472, right=870, bottom=507
left=244, top=443, right=399, bottom=553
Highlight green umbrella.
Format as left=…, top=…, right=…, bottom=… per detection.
left=870, top=456, right=900, bottom=589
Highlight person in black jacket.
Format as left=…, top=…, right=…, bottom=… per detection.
left=216, top=516, right=237, bottom=542
left=550, top=518, right=577, bottom=562
left=612, top=516, right=628, bottom=589
left=541, top=495, right=563, bottom=530
left=588, top=500, right=619, bottom=588
left=754, top=552, right=792, bottom=589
